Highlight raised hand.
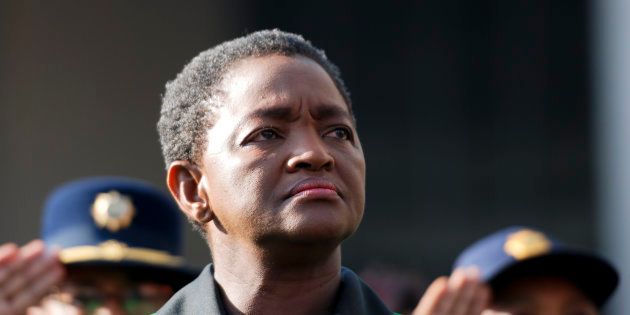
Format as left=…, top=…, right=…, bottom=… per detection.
left=0, top=240, right=65, bottom=315
left=412, top=267, right=490, bottom=315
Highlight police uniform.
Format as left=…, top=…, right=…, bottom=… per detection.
left=157, top=265, right=392, bottom=315
left=42, top=176, right=197, bottom=290
left=453, top=226, right=619, bottom=308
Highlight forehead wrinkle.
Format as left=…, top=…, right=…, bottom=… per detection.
left=228, top=105, right=294, bottom=141
left=244, top=105, right=298, bottom=122
left=236, top=101, right=351, bottom=127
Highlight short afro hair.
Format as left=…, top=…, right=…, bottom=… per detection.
left=157, top=29, right=352, bottom=168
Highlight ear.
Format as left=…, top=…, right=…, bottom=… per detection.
left=166, top=161, right=214, bottom=225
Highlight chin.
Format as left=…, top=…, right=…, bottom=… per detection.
left=257, top=201, right=363, bottom=246
left=283, top=212, right=359, bottom=245
left=293, top=226, right=352, bottom=244
left=254, top=229, right=349, bottom=254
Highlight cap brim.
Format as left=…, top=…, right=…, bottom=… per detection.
left=65, top=260, right=199, bottom=290
left=488, top=251, right=619, bottom=307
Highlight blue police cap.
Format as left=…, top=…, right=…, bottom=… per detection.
left=42, top=176, right=196, bottom=288
left=453, top=226, right=619, bottom=307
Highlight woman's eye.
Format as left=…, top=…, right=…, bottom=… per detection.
left=252, top=129, right=280, bottom=142
left=325, top=127, right=351, bottom=140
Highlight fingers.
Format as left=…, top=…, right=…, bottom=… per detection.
left=0, top=243, right=19, bottom=283
left=470, top=282, right=491, bottom=314
left=0, top=243, right=19, bottom=262
left=1, top=241, right=49, bottom=298
left=448, top=268, right=477, bottom=315
left=0, top=242, right=30, bottom=315
left=11, top=261, right=65, bottom=314
left=413, top=267, right=490, bottom=315
left=449, top=268, right=489, bottom=315
left=0, top=241, right=66, bottom=315
left=413, top=276, right=449, bottom=315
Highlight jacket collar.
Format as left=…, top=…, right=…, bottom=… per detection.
left=157, top=264, right=392, bottom=315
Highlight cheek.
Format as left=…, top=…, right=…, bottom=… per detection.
left=343, top=150, right=366, bottom=200
left=207, top=152, right=280, bottom=213
left=237, top=152, right=281, bottom=196
left=332, top=147, right=366, bottom=228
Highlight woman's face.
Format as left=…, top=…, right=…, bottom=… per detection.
left=197, top=54, right=366, bottom=247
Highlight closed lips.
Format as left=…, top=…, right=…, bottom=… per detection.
left=288, top=180, right=339, bottom=197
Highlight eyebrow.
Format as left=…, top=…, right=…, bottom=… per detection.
left=247, top=106, right=296, bottom=122
left=244, top=103, right=354, bottom=123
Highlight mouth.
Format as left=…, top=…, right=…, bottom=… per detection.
left=286, top=178, right=341, bottom=200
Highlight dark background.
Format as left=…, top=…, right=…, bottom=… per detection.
left=0, top=0, right=598, bottom=303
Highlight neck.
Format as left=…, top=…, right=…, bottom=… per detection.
left=209, top=238, right=343, bottom=315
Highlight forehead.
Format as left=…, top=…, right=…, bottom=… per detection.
left=218, top=54, right=349, bottom=118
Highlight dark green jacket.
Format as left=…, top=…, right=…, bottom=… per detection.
left=156, top=264, right=392, bottom=315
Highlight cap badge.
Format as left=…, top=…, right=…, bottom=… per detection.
left=504, top=229, right=551, bottom=260
left=91, top=191, right=135, bottom=232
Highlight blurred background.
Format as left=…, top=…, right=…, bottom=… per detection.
left=1, top=1, right=628, bottom=313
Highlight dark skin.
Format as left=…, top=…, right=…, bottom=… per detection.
left=168, top=54, right=365, bottom=315
left=167, top=54, right=489, bottom=315
left=485, top=277, right=598, bottom=315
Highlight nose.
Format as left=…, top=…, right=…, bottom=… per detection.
left=286, top=132, right=334, bottom=172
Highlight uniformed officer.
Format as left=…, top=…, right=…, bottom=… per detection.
left=453, top=226, right=619, bottom=315
left=0, top=177, right=196, bottom=315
